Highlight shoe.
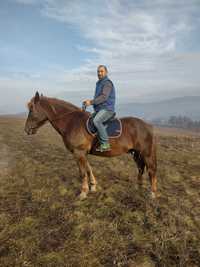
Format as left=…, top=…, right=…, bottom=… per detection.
left=96, top=143, right=111, bottom=152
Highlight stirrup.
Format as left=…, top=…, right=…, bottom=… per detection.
left=96, top=143, right=111, bottom=152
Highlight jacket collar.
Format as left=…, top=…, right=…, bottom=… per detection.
left=97, top=75, right=108, bottom=84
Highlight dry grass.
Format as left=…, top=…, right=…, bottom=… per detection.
left=0, top=116, right=200, bottom=267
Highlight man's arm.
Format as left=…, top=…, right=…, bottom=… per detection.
left=91, top=81, right=112, bottom=105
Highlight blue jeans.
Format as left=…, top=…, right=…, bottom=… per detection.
left=93, top=109, right=114, bottom=144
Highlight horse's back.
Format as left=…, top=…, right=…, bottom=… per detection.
left=120, top=116, right=153, bottom=135
left=71, top=113, right=153, bottom=139
left=119, top=116, right=155, bottom=153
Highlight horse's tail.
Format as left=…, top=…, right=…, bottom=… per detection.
left=132, top=150, right=146, bottom=174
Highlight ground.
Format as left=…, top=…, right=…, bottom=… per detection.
left=0, top=116, right=200, bottom=267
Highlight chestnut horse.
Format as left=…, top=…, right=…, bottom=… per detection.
left=25, top=92, right=157, bottom=200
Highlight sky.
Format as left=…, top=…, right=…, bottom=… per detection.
left=0, top=0, right=200, bottom=113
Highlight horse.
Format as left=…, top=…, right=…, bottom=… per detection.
left=25, top=92, right=157, bottom=200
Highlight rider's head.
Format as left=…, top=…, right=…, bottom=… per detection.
left=97, top=65, right=108, bottom=80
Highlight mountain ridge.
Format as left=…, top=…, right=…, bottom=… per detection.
left=1, top=95, right=199, bottom=120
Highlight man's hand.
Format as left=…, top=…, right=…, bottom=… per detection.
left=83, top=99, right=92, bottom=106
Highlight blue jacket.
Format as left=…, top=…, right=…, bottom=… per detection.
left=93, top=76, right=115, bottom=112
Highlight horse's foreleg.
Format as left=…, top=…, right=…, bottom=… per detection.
left=86, top=161, right=97, bottom=192
left=74, top=150, right=89, bottom=200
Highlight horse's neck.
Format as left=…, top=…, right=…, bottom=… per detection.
left=41, top=97, right=79, bottom=118
left=41, top=97, right=80, bottom=135
left=48, top=98, right=79, bottom=114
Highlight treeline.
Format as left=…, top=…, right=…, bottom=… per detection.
left=168, top=116, right=200, bottom=129
left=153, top=115, right=200, bottom=129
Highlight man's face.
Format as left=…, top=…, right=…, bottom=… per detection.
left=97, top=67, right=107, bottom=80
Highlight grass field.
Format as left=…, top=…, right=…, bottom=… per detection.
left=0, top=116, right=200, bottom=267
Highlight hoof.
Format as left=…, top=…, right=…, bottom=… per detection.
left=78, top=192, right=87, bottom=200
left=90, top=185, right=97, bottom=193
left=150, top=191, right=156, bottom=199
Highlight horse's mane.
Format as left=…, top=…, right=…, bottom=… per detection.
left=46, top=97, right=80, bottom=112
left=27, top=95, right=80, bottom=111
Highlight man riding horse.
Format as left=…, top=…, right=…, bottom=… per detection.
left=83, top=65, right=116, bottom=152
left=25, top=71, right=157, bottom=199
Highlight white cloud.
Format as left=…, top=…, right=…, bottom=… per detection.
left=4, top=0, right=200, bottom=112
left=39, top=0, right=199, bottom=78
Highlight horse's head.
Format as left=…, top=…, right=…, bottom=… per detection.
left=25, top=91, right=48, bottom=135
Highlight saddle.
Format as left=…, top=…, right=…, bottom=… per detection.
left=86, top=113, right=122, bottom=138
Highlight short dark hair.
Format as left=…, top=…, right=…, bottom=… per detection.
left=97, top=65, right=108, bottom=72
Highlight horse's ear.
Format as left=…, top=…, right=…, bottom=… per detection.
left=41, top=93, right=43, bottom=97
left=34, top=91, right=40, bottom=104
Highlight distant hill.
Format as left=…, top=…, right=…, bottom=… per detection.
left=116, top=96, right=200, bottom=120
left=56, top=93, right=200, bottom=120
left=1, top=94, right=199, bottom=121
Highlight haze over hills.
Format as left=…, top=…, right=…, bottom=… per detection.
left=0, top=92, right=200, bottom=121
left=116, top=96, right=200, bottom=120
left=56, top=92, right=200, bottom=121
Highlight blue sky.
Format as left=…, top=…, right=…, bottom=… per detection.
left=0, top=0, right=200, bottom=113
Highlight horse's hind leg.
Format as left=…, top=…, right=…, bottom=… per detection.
left=86, top=161, right=97, bottom=192
left=144, top=155, right=157, bottom=198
